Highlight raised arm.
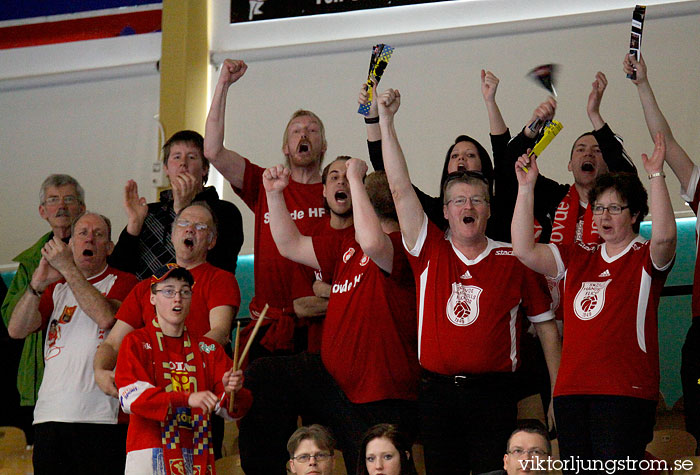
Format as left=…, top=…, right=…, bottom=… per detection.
left=263, top=165, right=319, bottom=269
left=624, top=53, right=694, bottom=190
left=377, top=89, right=425, bottom=249
left=204, top=59, right=249, bottom=189
left=481, top=70, right=507, bottom=135
left=587, top=71, right=609, bottom=131
left=643, top=133, right=676, bottom=268
left=346, top=158, right=394, bottom=273
left=511, top=154, right=559, bottom=277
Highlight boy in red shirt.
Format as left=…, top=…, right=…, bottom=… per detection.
left=116, top=265, right=250, bottom=474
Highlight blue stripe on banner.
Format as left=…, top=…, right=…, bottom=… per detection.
left=0, top=1, right=161, bottom=22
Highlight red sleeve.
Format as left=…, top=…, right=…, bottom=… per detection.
left=203, top=269, right=241, bottom=314
left=312, top=234, right=345, bottom=281
left=38, top=282, right=58, bottom=328
left=115, top=331, right=190, bottom=422
left=521, top=265, right=554, bottom=319
left=387, top=232, right=414, bottom=286
left=106, top=269, right=138, bottom=302
left=232, top=157, right=264, bottom=212
left=116, top=281, right=149, bottom=329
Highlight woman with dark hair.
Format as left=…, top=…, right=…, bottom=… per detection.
left=357, top=424, right=417, bottom=475
left=360, top=71, right=510, bottom=240
left=511, top=133, right=676, bottom=465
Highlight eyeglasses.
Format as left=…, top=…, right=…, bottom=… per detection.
left=592, top=204, right=629, bottom=215
left=508, top=448, right=548, bottom=457
left=175, top=219, right=210, bottom=232
left=291, top=453, right=332, bottom=463
left=154, top=288, right=192, bottom=299
left=44, top=195, right=78, bottom=206
left=446, top=195, right=489, bottom=207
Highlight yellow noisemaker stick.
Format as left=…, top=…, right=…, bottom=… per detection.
left=523, top=120, right=564, bottom=173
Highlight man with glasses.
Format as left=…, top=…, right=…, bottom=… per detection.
left=287, top=425, right=337, bottom=475
left=7, top=211, right=138, bottom=474
left=94, top=202, right=239, bottom=458
left=110, top=130, right=243, bottom=280
left=481, top=421, right=551, bottom=475
left=1, top=174, right=86, bottom=444
left=376, top=87, right=561, bottom=475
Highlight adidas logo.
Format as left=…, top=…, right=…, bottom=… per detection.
left=460, top=270, right=472, bottom=280
left=598, top=269, right=611, bottom=278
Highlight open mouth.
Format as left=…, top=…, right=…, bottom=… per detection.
left=463, top=216, right=475, bottom=224
left=173, top=305, right=183, bottom=312
left=82, top=249, right=94, bottom=256
left=56, top=209, right=70, bottom=217
left=457, top=164, right=467, bottom=171
left=298, top=141, right=310, bottom=153
left=581, top=162, right=595, bottom=172
left=335, top=191, right=348, bottom=202
left=184, top=238, right=194, bottom=248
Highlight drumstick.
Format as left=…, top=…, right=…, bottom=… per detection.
left=228, top=321, right=241, bottom=413
left=236, top=304, right=269, bottom=371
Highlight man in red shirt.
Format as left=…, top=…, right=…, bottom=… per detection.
left=93, top=202, right=239, bottom=458
left=204, top=59, right=327, bottom=359
left=376, top=88, right=561, bottom=475
left=238, top=159, right=419, bottom=475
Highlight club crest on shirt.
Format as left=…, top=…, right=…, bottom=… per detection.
left=446, top=283, right=481, bottom=327
left=343, top=247, right=355, bottom=263
left=359, top=254, right=370, bottom=266
left=573, top=279, right=612, bottom=321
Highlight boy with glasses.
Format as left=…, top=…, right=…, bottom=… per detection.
left=116, top=265, right=250, bottom=474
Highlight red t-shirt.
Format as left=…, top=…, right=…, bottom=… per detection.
left=681, top=165, right=700, bottom=318
left=116, top=262, right=240, bottom=337
left=233, top=158, right=325, bottom=314
left=313, top=229, right=419, bottom=404
left=405, top=217, right=554, bottom=376
left=290, top=219, right=346, bottom=353
left=550, top=237, right=672, bottom=400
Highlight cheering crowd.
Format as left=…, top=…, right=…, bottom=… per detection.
left=1, top=44, right=698, bottom=475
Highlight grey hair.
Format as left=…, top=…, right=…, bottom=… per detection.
left=71, top=211, right=112, bottom=241
left=40, top=174, right=85, bottom=205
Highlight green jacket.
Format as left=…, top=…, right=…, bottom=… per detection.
left=1, top=232, right=52, bottom=406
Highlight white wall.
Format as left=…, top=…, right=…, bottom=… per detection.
left=212, top=1, right=700, bottom=255
left=1, top=1, right=698, bottom=263
left=0, top=35, right=161, bottom=265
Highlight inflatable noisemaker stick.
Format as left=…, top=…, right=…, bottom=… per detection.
left=523, top=120, right=564, bottom=173
left=236, top=303, right=269, bottom=371
left=626, top=5, right=646, bottom=80
left=227, top=321, right=241, bottom=413
left=358, top=44, right=395, bottom=116
left=526, top=64, right=559, bottom=133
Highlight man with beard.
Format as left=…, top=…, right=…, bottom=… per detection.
left=291, top=156, right=354, bottom=352
left=1, top=174, right=85, bottom=444
left=93, top=202, right=239, bottom=458
left=8, top=212, right=137, bottom=474
left=204, top=59, right=327, bottom=360
left=238, top=159, right=419, bottom=475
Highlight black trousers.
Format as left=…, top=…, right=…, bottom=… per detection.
left=33, top=422, right=127, bottom=475
left=681, top=317, right=700, bottom=452
left=554, top=394, right=657, bottom=472
left=238, top=352, right=417, bottom=475
left=418, top=370, right=518, bottom=475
